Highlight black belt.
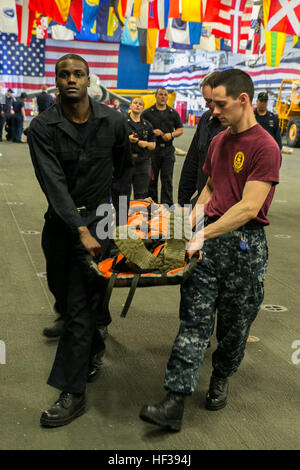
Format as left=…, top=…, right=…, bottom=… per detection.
left=205, top=216, right=263, bottom=231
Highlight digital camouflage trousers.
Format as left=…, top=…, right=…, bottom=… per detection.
left=164, top=227, right=268, bottom=394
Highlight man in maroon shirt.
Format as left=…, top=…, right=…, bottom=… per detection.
left=139, top=69, right=281, bottom=432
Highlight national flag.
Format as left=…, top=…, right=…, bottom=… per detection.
left=75, top=0, right=100, bottom=41
left=0, top=32, right=46, bottom=92
left=148, top=64, right=210, bottom=89
left=148, top=0, right=159, bottom=29
left=182, top=0, right=201, bottom=22
left=44, top=38, right=120, bottom=88
left=0, top=0, right=18, bottom=34
left=157, top=0, right=169, bottom=30
left=137, top=27, right=158, bottom=64
left=169, top=0, right=180, bottom=18
left=265, top=0, right=300, bottom=37
left=247, top=4, right=262, bottom=55
left=235, top=56, right=300, bottom=89
left=33, top=13, right=48, bottom=39
left=28, top=0, right=71, bottom=25
left=293, top=36, right=300, bottom=48
left=16, top=0, right=36, bottom=45
left=68, top=0, right=83, bottom=32
left=96, top=2, right=123, bottom=42
left=158, top=27, right=169, bottom=47
left=51, top=23, right=75, bottom=40
left=263, top=0, right=287, bottom=66
left=165, top=17, right=190, bottom=44
left=121, top=16, right=139, bottom=46
left=133, top=0, right=142, bottom=17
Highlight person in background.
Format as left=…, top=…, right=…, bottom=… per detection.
left=0, top=83, right=6, bottom=142
left=126, top=96, right=156, bottom=199
left=11, top=92, right=27, bottom=143
left=178, top=71, right=225, bottom=207
left=36, top=85, right=54, bottom=114
left=4, top=89, right=15, bottom=141
left=139, top=69, right=281, bottom=433
left=141, top=88, right=183, bottom=206
left=254, top=92, right=282, bottom=149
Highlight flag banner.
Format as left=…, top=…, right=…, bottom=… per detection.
left=247, top=4, right=262, bottom=55
left=135, top=0, right=148, bottom=28
left=137, top=27, right=158, bottom=64
left=81, top=0, right=100, bottom=31
left=157, top=0, right=169, bottom=29
left=265, top=0, right=300, bottom=36
left=148, top=64, right=210, bottom=89
left=182, top=0, right=201, bottom=22
left=33, top=13, right=48, bottom=39
left=165, top=17, right=190, bottom=44
left=265, top=30, right=286, bottom=67
left=28, top=0, right=71, bottom=25
left=51, top=24, right=75, bottom=40
left=16, top=0, right=36, bottom=45
left=169, top=0, right=180, bottom=18
left=0, top=32, right=46, bottom=92
left=0, top=0, right=18, bottom=34
left=44, top=38, right=120, bottom=88
left=96, top=2, right=123, bottom=42
left=121, top=16, right=139, bottom=46
left=293, top=36, right=300, bottom=48
left=148, top=0, right=160, bottom=29
left=158, top=27, right=169, bottom=47
left=235, top=56, right=300, bottom=89
left=68, top=0, right=83, bottom=32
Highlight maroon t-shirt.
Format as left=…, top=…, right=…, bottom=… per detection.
left=203, top=124, right=282, bottom=225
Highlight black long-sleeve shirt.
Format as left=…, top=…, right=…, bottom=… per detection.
left=178, top=111, right=224, bottom=206
left=28, top=99, right=133, bottom=230
left=254, top=109, right=282, bottom=150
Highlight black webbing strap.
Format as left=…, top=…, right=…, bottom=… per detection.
left=120, top=273, right=141, bottom=318
left=102, top=272, right=117, bottom=317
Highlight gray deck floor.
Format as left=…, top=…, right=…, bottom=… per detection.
left=0, top=128, right=299, bottom=450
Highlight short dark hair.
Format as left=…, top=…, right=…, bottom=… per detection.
left=55, top=54, right=89, bottom=77
left=155, top=87, right=168, bottom=96
left=212, top=69, right=254, bottom=103
left=200, top=71, right=221, bottom=89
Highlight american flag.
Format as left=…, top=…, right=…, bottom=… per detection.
left=148, top=65, right=210, bottom=90
left=0, top=33, right=46, bottom=92
left=0, top=33, right=120, bottom=94
left=45, top=38, right=120, bottom=89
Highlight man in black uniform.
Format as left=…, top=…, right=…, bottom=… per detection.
left=36, top=85, right=54, bottom=114
left=28, top=54, right=133, bottom=427
left=126, top=96, right=156, bottom=199
left=178, top=72, right=225, bottom=207
left=141, top=88, right=183, bottom=206
left=11, top=92, right=27, bottom=143
left=254, top=92, right=282, bottom=149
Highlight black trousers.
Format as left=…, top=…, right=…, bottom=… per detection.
left=132, top=158, right=151, bottom=199
left=0, top=114, right=5, bottom=139
left=42, top=210, right=111, bottom=394
left=148, top=146, right=175, bottom=206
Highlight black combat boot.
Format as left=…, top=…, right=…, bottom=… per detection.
left=139, top=392, right=185, bottom=432
left=205, top=374, right=229, bottom=410
left=40, top=392, right=85, bottom=427
left=42, top=317, right=64, bottom=338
